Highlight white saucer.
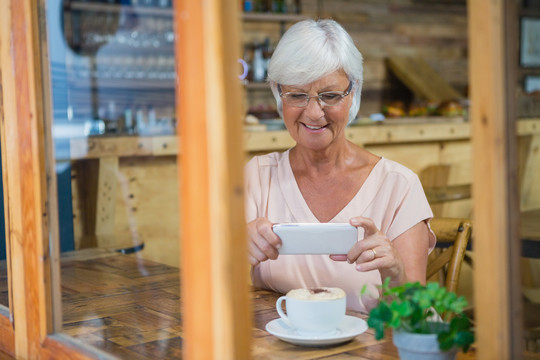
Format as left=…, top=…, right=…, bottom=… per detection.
left=265, top=315, right=368, bottom=347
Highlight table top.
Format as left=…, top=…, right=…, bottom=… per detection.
left=56, top=248, right=480, bottom=359
left=250, top=288, right=479, bottom=359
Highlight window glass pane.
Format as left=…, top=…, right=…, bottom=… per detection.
left=520, top=3, right=540, bottom=355
left=46, top=0, right=180, bottom=357
left=0, top=151, right=7, bottom=308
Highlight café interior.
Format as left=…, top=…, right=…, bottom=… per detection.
left=0, top=0, right=540, bottom=359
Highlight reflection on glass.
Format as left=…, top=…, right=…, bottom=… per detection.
left=46, top=0, right=180, bottom=357
left=520, top=99, right=540, bottom=350
left=0, top=151, right=7, bottom=308
left=519, top=3, right=540, bottom=346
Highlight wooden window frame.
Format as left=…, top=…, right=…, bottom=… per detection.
left=0, top=0, right=250, bottom=358
left=0, top=0, right=525, bottom=360
left=469, top=1, right=524, bottom=358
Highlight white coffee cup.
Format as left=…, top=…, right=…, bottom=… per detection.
left=276, top=287, right=346, bottom=335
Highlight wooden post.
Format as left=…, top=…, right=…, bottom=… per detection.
left=468, top=0, right=523, bottom=359
left=175, top=1, right=252, bottom=360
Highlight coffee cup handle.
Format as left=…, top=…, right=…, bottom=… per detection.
left=276, top=296, right=293, bottom=328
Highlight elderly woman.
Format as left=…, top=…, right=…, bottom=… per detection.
left=245, top=19, right=435, bottom=313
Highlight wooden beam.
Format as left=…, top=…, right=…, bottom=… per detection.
left=176, top=1, right=251, bottom=359
left=468, top=0, right=523, bottom=359
left=386, top=56, right=463, bottom=102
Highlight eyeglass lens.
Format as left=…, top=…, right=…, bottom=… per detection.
left=280, top=81, right=352, bottom=107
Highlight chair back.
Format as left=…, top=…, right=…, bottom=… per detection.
left=427, top=218, right=472, bottom=294
left=420, top=164, right=473, bottom=219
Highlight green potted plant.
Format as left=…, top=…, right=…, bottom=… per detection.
left=366, top=278, right=474, bottom=360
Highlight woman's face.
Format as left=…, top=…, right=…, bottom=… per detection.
left=280, top=70, right=353, bottom=152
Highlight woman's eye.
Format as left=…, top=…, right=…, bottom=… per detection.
left=321, top=93, right=341, bottom=101
left=289, top=93, right=308, bottom=100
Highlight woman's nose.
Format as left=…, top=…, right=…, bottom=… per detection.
left=303, top=96, right=325, bottom=119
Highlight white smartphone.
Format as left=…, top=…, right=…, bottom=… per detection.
left=272, top=223, right=359, bottom=255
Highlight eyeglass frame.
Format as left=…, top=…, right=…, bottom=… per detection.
left=277, top=81, right=354, bottom=108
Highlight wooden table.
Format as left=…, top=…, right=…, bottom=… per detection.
left=251, top=289, right=478, bottom=359
left=3, top=208, right=540, bottom=358
left=57, top=248, right=479, bottom=359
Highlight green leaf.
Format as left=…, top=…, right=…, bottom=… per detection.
left=450, top=316, right=472, bottom=333
left=372, top=321, right=385, bottom=340
left=437, top=331, right=455, bottom=351
left=378, top=302, right=393, bottom=322
left=455, top=331, right=475, bottom=352
left=359, top=284, right=368, bottom=296
left=391, top=300, right=412, bottom=316
left=409, top=307, right=425, bottom=328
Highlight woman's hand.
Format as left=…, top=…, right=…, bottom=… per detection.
left=331, top=217, right=430, bottom=287
left=247, top=217, right=282, bottom=266
left=331, top=217, right=405, bottom=286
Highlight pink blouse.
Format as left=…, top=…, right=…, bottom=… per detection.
left=245, top=149, right=436, bottom=313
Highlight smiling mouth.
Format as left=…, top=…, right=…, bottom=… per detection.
left=303, top=123, right=327, bottom=130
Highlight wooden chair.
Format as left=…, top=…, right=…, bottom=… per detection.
left=427, top=218, right=473, bottom=294
left=424, top=184, right=472, bottom=206
left=524, top=302, right=540, bottom=352
left=420, top=164, right=472, bottom=219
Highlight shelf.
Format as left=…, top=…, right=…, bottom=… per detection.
left=245, top=82, right=270, bottom=90
left=68, top=2, right=173, bottom=17
left=68, top=78, right=174, bottom=90
left=241, top=12, right=308, bottom=22
left=69, top=3, right=308, bottom=21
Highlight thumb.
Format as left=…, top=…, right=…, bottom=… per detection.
left=350, top=217, right=378, bottom=237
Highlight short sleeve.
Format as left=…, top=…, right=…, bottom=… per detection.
left=244, top=156, right=261, bottom=223
left=386, top=173, right=436, bottom=251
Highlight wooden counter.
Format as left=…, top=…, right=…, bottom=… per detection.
left=68, top=117, right=473, bottom=160
left=68, top=117, right=540, bottom=158
left=246, top=116, right=472, bottom=152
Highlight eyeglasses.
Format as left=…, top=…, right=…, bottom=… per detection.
left=278, top=81, right=353, bottom=107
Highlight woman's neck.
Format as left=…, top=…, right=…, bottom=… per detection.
left=290, top=140, right=362, bottom=177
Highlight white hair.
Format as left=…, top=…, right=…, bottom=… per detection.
left=267, top=19, right=364, bottom=123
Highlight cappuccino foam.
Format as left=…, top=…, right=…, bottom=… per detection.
left=286, top=287, right=345, bottom=301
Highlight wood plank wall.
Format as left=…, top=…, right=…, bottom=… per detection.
left=243, top=0, right=468, bottom=116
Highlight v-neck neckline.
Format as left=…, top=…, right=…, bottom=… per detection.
left=277, top=149, right=384, bottom=223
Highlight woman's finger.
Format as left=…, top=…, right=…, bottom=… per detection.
left=256, top=220, right=282, bottom=248
left=346, top=233, right=386, bottom=263
left=253, top=235, right=280, bottom=260
left=349, top=217, right=379, bottom=237
left=247, top=218, right=282, bottom=264
left=249, top=240, right=269, bottom=263
left=329, top=254, right=348, bottom=262
left=355, top=256, right=388, bottom=272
